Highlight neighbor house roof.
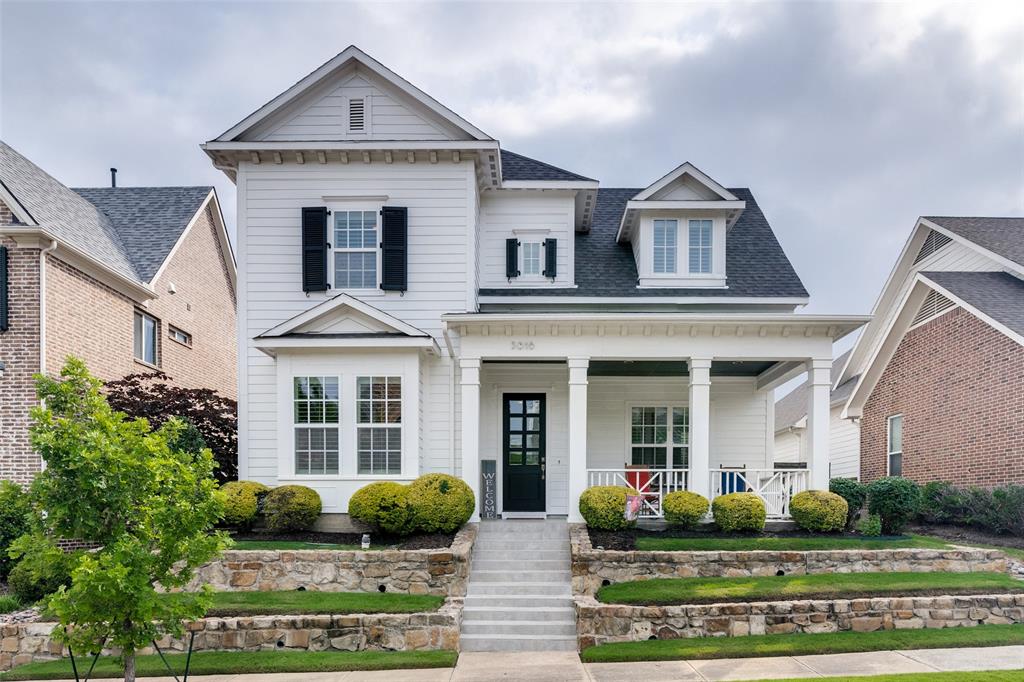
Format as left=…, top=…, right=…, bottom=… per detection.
left=73, top=186, right=213, bottom=282
left=499, top=150, right=596, bottom=183
left=924, top=216, right=1024, bottom=266
left=775, top=351, right=855, bottom=433
left=920, top=271, right=1024, bottom=340
left=479, top=187, right=808, bottom=299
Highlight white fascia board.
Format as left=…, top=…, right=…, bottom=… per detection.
left=259, top=293, right=430, bottom=339
left=477, top=295, right=809, bottom=306
left=501, top=180, right=600, bottom=190
left=214, top=47, right=491, bottom=143
left=918, top=272, right=1024, bottom=347
left=203, top=140, right=501, bottom=152
left=0, top=182, right=36, bottom=225
left=625, top=200, right=746, bottom=212
left=254, top=336, right=437, bottom=353
left=632, top=162, right=739, bottom=202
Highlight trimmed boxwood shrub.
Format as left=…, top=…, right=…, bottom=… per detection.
left=406, top=474, right=475, bottom=534
left=0, top=481, right=32, bottom=580
left=829, top=477, right=867, bottom=528
left=220, top=480, right=270, bottom=529
left=712, top=493, right=766, bottom=533
left=263, top=485, right=322, bottom=532
left=866, top=476, right=922, bottom=534
left=579, top=486, right=637, bottom=531
left=349, top=481, right=411, bottom=534
left=663, top=491, right=709, bottom=529
left=790, top=490, right=848, bottom=533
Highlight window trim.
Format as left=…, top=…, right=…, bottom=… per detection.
left=520, top=240, right=544, bottom=278
left=626, top=403, right=690, bottom=469
left=168, top=325, right=192, bottom=348
left=355, top=375, right=404, bottom=477
left=886, top=414, right=903, bottom=476
left=652, top=219, right=678, bottom=274
left=330, top=206, right=382, bottom=292
left=688, top=219, right=713, bottom=274
left=292, top=375, right=341, bottom=477
left=133, top=309, right=159, bottom=367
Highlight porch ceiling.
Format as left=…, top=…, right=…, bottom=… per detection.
left=587, top=360, right=776, bottom=377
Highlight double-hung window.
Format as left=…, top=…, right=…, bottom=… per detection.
left=688, top=219, right=712, bottom=274
left=652, top=219, right=678, bottom=274
left=357, top=376, right=402, bottom=475
left=333, top=210, right=378, bottom=289
left=887, top=414, right=903, bottom=476
left=294, top=376, right=340, bottom=475
left=630, top=406, right=689, bottom=468
left=133, top=310, right=158, bottom=366
left=521, top=242, right=542, bottom=276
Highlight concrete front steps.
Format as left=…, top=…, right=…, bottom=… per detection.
left=460, top=519, right=576, bottom=652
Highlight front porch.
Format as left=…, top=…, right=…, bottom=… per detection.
left=445, top=313, right=866, bottom=523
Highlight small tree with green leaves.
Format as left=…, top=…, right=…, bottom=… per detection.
left=14, top=358, right=229, bottom=682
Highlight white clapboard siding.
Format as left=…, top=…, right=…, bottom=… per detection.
left=478, top=190, right=575, bottom=288
left=774, top=431, right=801, bottom=463
left=771, top=406, right=860, bottom=480
left=710, top=380, right=772, bottom=470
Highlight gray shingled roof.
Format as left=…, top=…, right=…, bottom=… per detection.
left=774, top=351, right=855, bottom=432
left=920, top=270, right=1024, bottom=340
left=924, top=217, right=1024, bottom=267
left=500, top=150, right=596, bottom=182
left=481, top=187, right=808, bottom=299
left=0, top=140, right=211, bottom=285
left=73, top=186, right=212, bottom=282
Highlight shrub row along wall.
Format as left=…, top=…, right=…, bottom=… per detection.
left=575, top=593, right=1024, bottom=649
left=569, top=525, right=1007, bottom=596
left=189, top=525, right=476, bottom=597
left=1, top=603, right=461, bottom=671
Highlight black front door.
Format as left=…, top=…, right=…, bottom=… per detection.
left=502, top=394, right=545, bottom=512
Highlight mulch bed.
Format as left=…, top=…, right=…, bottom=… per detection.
left=587, top=528, right=908, bottom=551
left=230, top=530, right=456, bottom=550
left=911, top=524, right=1024, bottom=552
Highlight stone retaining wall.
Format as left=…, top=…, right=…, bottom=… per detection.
left=575, top=593, right=1024, bottom=649
left=1, top=602, right=461, bottom=671
left=569, top=524, right=1008, bottom=595
left=189, top=524, right=476, bottom=597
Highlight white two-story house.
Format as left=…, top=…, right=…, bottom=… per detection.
left=204, top=46, right=867, bottom=525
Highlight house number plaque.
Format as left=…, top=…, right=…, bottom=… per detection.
left=481, top=459, right=498, bottom=519
left=510, top=340, right=535, bottom=351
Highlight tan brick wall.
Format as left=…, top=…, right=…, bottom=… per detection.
left=861, top=306, right=1024, bottom=486
left=0, top=207, right=43, bottom=483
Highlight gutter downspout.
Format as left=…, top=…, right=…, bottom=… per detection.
left=38, top=239, right=57, bottom=376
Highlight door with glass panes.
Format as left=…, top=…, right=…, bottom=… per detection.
left=502, top=394, right=546, bottom=512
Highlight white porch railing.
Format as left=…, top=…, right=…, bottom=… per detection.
left=709, top=468, right=810, bottom=518
left=586, top=469, right=690, bottom=519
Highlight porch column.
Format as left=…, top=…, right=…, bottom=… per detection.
left=567, top=357, right=590, bottom=523
left=807, top=358, right=832, bottom=490
left=460, top=357, right=482, bottom=522
left=688, top=358, right=712, bottom=500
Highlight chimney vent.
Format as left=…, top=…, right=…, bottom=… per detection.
left=110, top=168, right=117, bottom=188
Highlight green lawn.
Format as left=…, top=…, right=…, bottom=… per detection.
left=0, top=650, right=457, bottom=680
left=581, top=623, right=1024, bottom=662
left=597, top=571, right=1024, bottom=605
left=230, top=539, right=370, bottom=550
left=0, top=594, right=21, bottom=614
left=633, top=534, right=952, bottom=552
left=925, top=538, right=1024, bottom=562
left=204, top=590, right=444, bottom=616
left=743, top=674, right=1023, bottom=682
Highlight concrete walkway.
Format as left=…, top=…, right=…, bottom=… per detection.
left=19, top=645, right=1023, bottom=681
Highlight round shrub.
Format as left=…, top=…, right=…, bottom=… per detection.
left=406, top=474, right=475, bottom=534
left=866, top=476, right=922, bottom=534
left=579, top=486, right=638, bottom=531
left=349, top=482, right=411, bottom=534
left=263, top=485, right=322, bottom=533
left=829, top=477, right=867, bottom=528
left=0, top=481, right=32, bottom=580
left=220, top=480, right=270, bottom=529
left=8, top=552, right=77, bottom=605
left=790, top=490, right=848, bottom=533
left=663, top=491, right=709, bottom=529
left=712, top=493, right=766, bottom=533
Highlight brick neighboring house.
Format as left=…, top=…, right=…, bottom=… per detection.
left=840, top=217, right=1024, bottom=487
left=0, top=141, right=237, bottom=484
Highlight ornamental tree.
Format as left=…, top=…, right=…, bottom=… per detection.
left=16, top=358, right=229, bottom=682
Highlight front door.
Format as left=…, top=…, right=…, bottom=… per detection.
left=502, top=394, right=546, bottom=512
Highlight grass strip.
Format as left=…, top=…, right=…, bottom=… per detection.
left=230, top=540, right=369, bottom=551
left=633, top=535, right=951, bottom=552
left=204, top=590, right=445, bottom=616
left=596, top=571, right=1024, bottom=605
left=580, top=623, right=1024, bottom=662
left=743, top=673, right=1024, bottom=682
left=0, top=649, right=456, bottom=680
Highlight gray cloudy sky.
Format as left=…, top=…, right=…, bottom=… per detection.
left=1, top=0, right=1022, bottom=336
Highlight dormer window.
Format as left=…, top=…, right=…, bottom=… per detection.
left=522, top=241, right=542, bottom=276
left=653, top=219, right=678, bottom=274
left=688, top=219, right=712, bottom=274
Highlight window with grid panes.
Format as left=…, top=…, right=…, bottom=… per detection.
left=630, top=406, right=689, bottom=468
left=333, top=210, right=378, bottom=289
left=357, top=376, right=402, bottom=475
left=294, top=376, right=340, bottom=475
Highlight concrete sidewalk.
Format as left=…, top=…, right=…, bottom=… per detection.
left=14, top=645, right=1024, bottom=681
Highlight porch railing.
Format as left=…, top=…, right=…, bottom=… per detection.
left=709, top=468, right=810, bottom=518
left=586, top=469, right=689, bottom=519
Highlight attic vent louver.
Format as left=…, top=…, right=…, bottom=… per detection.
left=912, top=289, right=955, bottom=327
left=348, top=98, right=366, bottom=132
left=914, top=229, right=952, bottom=264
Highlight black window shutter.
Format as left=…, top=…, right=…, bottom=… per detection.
left=505, top=238, right=520, bottom=279
left=543, top=238, right=557, bottom=278
left=0, top=245, right=8, bottom=332
left=301, top=207, right=329, bottom=293
left=380, top=206, right=408, bottom=291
